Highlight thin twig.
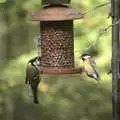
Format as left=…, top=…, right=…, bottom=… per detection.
left=75, top=18, right=120, bottom=54
left=82, top=2, right=110, bottom=16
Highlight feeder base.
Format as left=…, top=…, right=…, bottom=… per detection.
left=40, top=67, right=83, bottom=75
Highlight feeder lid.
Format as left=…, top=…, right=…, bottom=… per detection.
left=31, top=6, right=84, bottom=21
left=41, top=0, right=71, bottom=5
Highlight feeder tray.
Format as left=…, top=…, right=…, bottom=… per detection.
left=40, top=67, right=83, bottom=75
left=42, top=0, right=71, bottom=5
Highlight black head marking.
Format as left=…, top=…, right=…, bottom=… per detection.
left=28, top=56, right=41, bottom=66
left=81, top=54, right=91, bottom=61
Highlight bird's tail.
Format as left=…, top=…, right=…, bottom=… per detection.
left=32, top=87, right=39, bottom=104
left=34, top=97, right=39, bottom=104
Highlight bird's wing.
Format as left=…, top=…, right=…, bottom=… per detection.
left=92, top=64, right=100, bottom=80
left=89, top=58, right=96, bottom=67
left=89, top=58, right=100, bottom=79
left=25, top=63, right=39, bottom=84
left=25, top=63, right=31, bottom=84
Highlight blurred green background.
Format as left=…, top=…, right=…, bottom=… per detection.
left=0, top=0, right=112, bottom=120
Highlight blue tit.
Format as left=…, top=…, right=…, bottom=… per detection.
left=25, top=56, right=41, bottom=104
left=81, top=54, right=99, bottom=80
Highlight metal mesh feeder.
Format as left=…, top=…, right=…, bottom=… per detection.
left=31, top=5, right=84, bottom=74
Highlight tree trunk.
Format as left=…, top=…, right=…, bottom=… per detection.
left=112, top=0, right=120, bottom=120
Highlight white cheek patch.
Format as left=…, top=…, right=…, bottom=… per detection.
left=36, top=60, right=40, bottom=66
left=83, top=55, right=91, bottom=59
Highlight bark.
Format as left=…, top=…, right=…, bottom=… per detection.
left=112, top=0, right=120, bottom=120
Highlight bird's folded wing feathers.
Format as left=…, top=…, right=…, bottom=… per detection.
left=89, top=58, right=96, bottom=67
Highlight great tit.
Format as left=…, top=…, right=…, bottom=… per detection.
left=25, top=56, right=41, bottom=104
left=81, top=54, right=99, bottom=80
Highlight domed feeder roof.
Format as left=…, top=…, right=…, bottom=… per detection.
left=31, top=6, right=84, bottom=21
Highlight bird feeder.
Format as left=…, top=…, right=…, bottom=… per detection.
left=31, top=0, right=83, bottom=75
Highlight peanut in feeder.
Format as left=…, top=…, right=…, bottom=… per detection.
left=31, top=0, right=84, bottom=75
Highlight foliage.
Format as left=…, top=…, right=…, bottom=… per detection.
left=0, top=0, right=111, bottom=120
